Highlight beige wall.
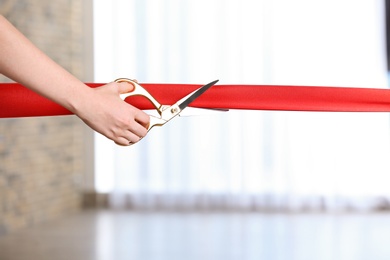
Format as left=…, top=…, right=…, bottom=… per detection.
left=0, top=0, right=94, bottom=235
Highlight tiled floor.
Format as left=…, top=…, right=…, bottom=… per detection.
left=1, top=210, right=390, bottom=260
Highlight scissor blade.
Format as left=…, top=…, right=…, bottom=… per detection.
left=178, top=80, right=219, bottom=110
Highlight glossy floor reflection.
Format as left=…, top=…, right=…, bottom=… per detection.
left=1, top=210, right=390, bottom=260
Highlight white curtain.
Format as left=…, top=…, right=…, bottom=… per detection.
left=93, top=0, right=390, bottom=211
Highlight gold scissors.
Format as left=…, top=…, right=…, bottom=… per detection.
left=115, top=78, right=219, bottom=134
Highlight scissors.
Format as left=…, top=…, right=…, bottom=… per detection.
left=115, top=78, right=219, bottom=136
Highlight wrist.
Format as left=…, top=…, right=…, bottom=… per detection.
left=63, top=83, right=94, bottom=117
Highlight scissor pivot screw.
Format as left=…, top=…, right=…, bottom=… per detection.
left=171, top=107, right=179, bottom=114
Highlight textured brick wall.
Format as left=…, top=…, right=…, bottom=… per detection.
left=0, top=0, right=90, bottom=235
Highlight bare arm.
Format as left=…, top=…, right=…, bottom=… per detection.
left=0, top=15, right=149, bottom=145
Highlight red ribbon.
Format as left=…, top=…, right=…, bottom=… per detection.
left=1, top=83, right=390, bottom=118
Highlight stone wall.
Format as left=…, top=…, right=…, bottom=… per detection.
left=0, top=0, right=92, bottom=235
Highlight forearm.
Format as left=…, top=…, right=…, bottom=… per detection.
left=0, top=15, right=90, bottom=114
left=0, top=15, right=149, bottom=145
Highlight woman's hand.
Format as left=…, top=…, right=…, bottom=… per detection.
left=75, top=81, right=150, bottom=146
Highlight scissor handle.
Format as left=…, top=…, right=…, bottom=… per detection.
left=115, top=78, right=163, bottom=112
left=147, top=115, right=168, bottom=131
left=115, top=78, right=169, bottom=133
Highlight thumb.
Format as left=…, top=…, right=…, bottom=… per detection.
left=116, top=81, right=135, bottom=94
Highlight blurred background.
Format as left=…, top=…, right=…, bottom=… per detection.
left=2, top=0, right=390, bottom=259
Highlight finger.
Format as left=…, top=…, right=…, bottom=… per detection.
left=134, top=110, right=150, bottom=129
left=115, top=136, right=132, bottom=146
left=129, top=120, right=148, bottom=138
left=116, top=81, right=135, bottom=94
left=115, top=132, right=141, bottom=146
left=126, top=131, right=142, bottom=144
